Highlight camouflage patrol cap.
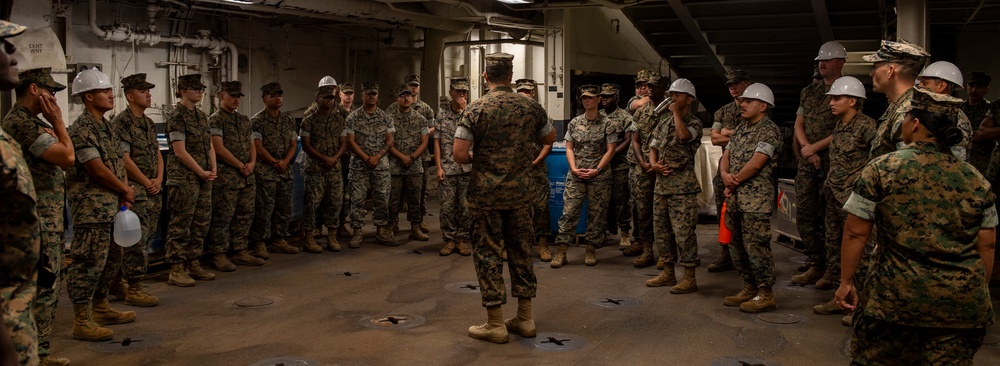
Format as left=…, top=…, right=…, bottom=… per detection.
left=450, top=77, right=470, bottom=91
left=578, top=84, right=600, bottom=98
left=863, top=39, right=930, bottom=69
left=515, top=78, right=536, bottom=91
left=635, top=69, right=651, bottom=84
left=907, top=87, right=962, bottom=116
left=646, top=71, right=666, bottom=87
left=220, top=81, right=244, bottom=97
left=362, top=81, right=379, bottom=94
left=968, top=71, right=991, bottom=87
left=317, top=85, right=338, bottom=98
left=600, top=83, right=620, bottom=96
left=395, top=84, right=413, bottom=97
left=178, top=74, right=206, bottom=90
left=0, top=20, right=27, bottom=38
left=404, top=74, right=420, bottom=86
left=18, top=68, right=66, bottom=92
left=725, top=69, right=751, bottom=86
left=120, top=73, right=155, bottom=91
left=340, top=82, right=354, bottom=94
left=485, top=52, right=514, bottom=68
left=260, top=82, right=283, bottom=96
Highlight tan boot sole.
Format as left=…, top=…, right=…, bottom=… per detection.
left=72, top=330, right=113, bottom=342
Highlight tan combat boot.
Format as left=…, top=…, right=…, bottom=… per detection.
left=656, top=256, right=667, bottom=270
left=376, top=225, right=399, bottom=246
left=813, top=299, right=850, bottom=315
left=211, top=253, right=236, bottom=272
left=550, top=245, right=569, bottom=268
left=232, top=250, right=265, bottom=266
left=409, top=222, right=429, bottom=241
left=670, top=266, right=698, bottom=294
left=108, top=278, right=126, bottom=300
left=326, top=231, right=342, bottom=252
left=72, top=303, right=112, bottom=341
left=349, top=227, right=364, bottom=248
left=457, top=240, right=472, bottom=256
left=739, top=286, right=776, bottom=313
left=538, top=237, right=552, bottom=262
left=468, top=305, right=508, bottom=344
left=841, top=312, right=854, bottom=327
left=91, top=297, right=137, bottom=325
left=187, top=260, right=216, bottom=281
left=646, top=264, right=677, bottom=287
left=791, top=266, right=825, bottom=285
left=633, top=242, right=655, bottom=268
left=584, top=245, right=597, bottom=266
left=622, top=241, right=643, bottom=257
left=271, top=238, right=300, bottom=254
left=504, top=298, right=536, bottom=338
left=124, top=281, right=160, bottom=307
left=167, top=262, right=195, bottom=287
left=253, top=242, right=270, bottom=259
left=707, top=246, right=734, bottom=272
left=618, top=231, right=631, bottom=250
left=419, top=221, right=430, bottom=234
left=439, top=241, right=456, bottom=256
left=724, top=282, right=759, bottom=307
left=814, top=273, right=839, bottom=290
left=39, top=355, right=71, bottom=366
left=303, top=234, right=323, bottom=253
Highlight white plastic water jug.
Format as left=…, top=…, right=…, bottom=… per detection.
left=113, top=206, right=142, bottom=247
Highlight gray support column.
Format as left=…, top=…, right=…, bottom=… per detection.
left=897, top=0, right=928, bottom=49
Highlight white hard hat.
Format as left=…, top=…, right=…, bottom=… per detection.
left=815, top=41, right=847, bottom=61
left=667, top=78, right=696, bottom=98
left=740, top=83, right=775, bottom=106
left=918, top=61, right=963, bottom=89
left=826, top=76, right=867, bottom=99
left=71, top=68, right=113, bottom=96
left=318, top=76, right=338, bottom=87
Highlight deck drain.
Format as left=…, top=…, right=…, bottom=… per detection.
left=710, top=356, right=782, bottom=366
left=324, top=270, right=363, bottom=279
left=587, top=296, right=639, bottom=309
left=756, top=313, right=808, bottom=325
left=445, top=281, right=482, bottom=294
left=234, top=295, right=276, bottom=308
left=634, top=268, right=661, bottom=277
left=521, top=332, right=586, bottom=351
left=88, top=333, right=162, bottom=353
left=247, top=357, right=321, bottom=366
left=359, top=313, right=425, bottom=330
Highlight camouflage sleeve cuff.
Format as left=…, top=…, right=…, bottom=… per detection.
left=796, top=106, right=804, bottom=116
left=563, top=130, right=573, bottom=142
left=537, top=122, right=554, bottom=140
left=120, top=142, right=130, bottom=155
left=28, top=133, right=59, bottom=158
left=343, top=127, right=355, bottom=136
left=843, top=192, right=876, bottom=221
left=76, top=147, right=101, bottom=164
left=210, top=128, right=223, bottom=137
left=299, top=130, right=310, bottom=138
left=711, top=122, right=723, bottom=131
left=648, top=138, right=658, bottom=148
left=951, top=146, right=967, bottom=162
left=386, top=126, right=396, bottom=134
left=455, top=126, right=473, bottom=141
left=420, top=127, right=429, bottom=135
left=289, top=131, right=298, bottom=142
left=433, top=131, right=441, bottom=139
left=606, top=134, right=620, bottom=144
left=754, top=142, right=776, bottom=157
left=251, top=132, right=262, bottom=140
left=982, top=205, right=998, bottom=228
left=625, top=123, right=636, bottom=132
left=687, top=127, right=700, bottom=141
left=169, top=131, right=186, bottom=142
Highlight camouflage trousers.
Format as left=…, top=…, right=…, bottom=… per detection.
left=653, top=193, right=700, bottom=267
left=121, top=196, right=161, bottom=281
left=851, top=313, right=985, bottom=366
left=726, top=212, right=775, bottom=288
left=823, top=187, right=847, bottom=281
left=349, top=169, right=391, bottom=228
left=631, top=168, right=656, bottom=246
left=795, top=162, right=826, bottom=269
left=390, top=173, right=423, bottom=224
left=338, top=154, right=351, bottom=227
left=606, top=165, right=633, bottom=234
left=207, top=183, right=255, bottom=254
left=66, top=223, right=121, bottom=303
left=304, top=169, right=343, bottom=232
left=2, top=278, right=37, bottom=366
left=471, top=207, right=537, bottom=307
left=34, top=230, right=63, bottom=358
left=713, top=165, right=726, bottom=243
left=250, top=179, right=292, bottom=243
left=531, top=171, right=550, bottom=239
left=166, top=179, right=212, bottom=264
left=439, top=173, right=471, bottom=243
left=556, top=173, right=610, bottom=246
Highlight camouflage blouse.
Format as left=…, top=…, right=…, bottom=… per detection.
left=300, top=110, right=346, bottom=174
left=601, top=107, right=634, bottom=168
left=649, top=112, right=703, bottom=195
left=345, top=108, right=394, bottom=171
left=725, top=116, right=781, bottom=214
left=115, top=110, right=159, bottom=201
left=961, top=101, right=993, bottom=173
left=251, top=109, right=297, bottom=181
left=2, top=104, right=64, bottom=231
left=434, top=106, right=472, bottom=176
left=565, top=113, right=619, bottom=171
left=824, top=112, right=878, bottom=206
left=67, top=112, right=126, bottom=224
left=387, top=108, right=428, bottom=175
left=167, top=103, right=213, bottom=183
left=210, top=109, right=255, bottom=188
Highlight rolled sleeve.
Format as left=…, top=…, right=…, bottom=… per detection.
left=420, top=126, right=429, bottom=135
left=982, top=204, right=999, bottom=228
left=210, top=128, right=223, bottom=137
left=606, top=134, right=620, bottom=144
left=842, top=192, right=877, bottom=221
left=119, top=142, right=130, bottom=154
left=455, top=125, right=474, bottom=141
left=951, top=146, right=967, bottom=162
left=251, top=132, right=262, bottom=140
left=168, top=131, right=186, bottom=142
left=433, top=130, right=441, bottom=139
left=687, top=126, right=699, bottom=140
left=796, top=106, right=804, bottom=116
left=76, top=147, right=101, bottom=164
left=386, top=126, right=396, bottom=134
left=754, top=141, right=776, bottom=157
left=711, top=122, right=723, bottom=131
left=537, top=122, right=554, bottom=140
left=28, top=133, right=58, bottom=158
left=343, top=127, right=354, bottom=136
left=299, top=130, right=311, bottom=138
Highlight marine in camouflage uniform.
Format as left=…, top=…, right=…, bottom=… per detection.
left=515, top=79, right=553, bottom=260
left=345, top=81, right=396, bottom=246
left=250, top=82, right=299, bottom=254
left=387, top=85, right=430, bottom=240
left=458, top=52, right=555, bottom=344
left=206, top=81, right=264, bottom=268
left=839, top=89, right=996, bottom=364
left=960, top=83, right=992, bottom=174
left=385, top=75, right=435, bottom=232
left=627, top=72, right=667, bottom=267
left=301, top=85, right=348, bottom=252
left=625, top=69, right=652, bottom=114
left=337, top=83, right=357, bottom=236
left=599, top=84, right=634, bottom=247
left=435, top=78, right=473, bottom=256
left=165, top=74, right=217, bottom=286
left=708, top=70, right=751, bottom=273
left=2, top=68, right=72, bottom=363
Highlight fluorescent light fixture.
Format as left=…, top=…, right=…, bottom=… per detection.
left=497, top=0, right=534, bottom=4
left=223, top=0, right=256, bottom=4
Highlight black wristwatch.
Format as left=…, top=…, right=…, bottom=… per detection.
left=596, top=167, right=603, bottom=174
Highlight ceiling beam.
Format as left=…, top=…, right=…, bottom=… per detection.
left=665, top=0, right=727, bottom=79
left=810, top=0, right=835, bottom=42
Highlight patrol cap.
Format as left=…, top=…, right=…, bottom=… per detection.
left=404, top=74, right=420, bottom=86
left=317, top=85, right=338, bottom=98
left=120, top=73, right=155, bottom=91
left=600, top=83, right=620, bottom=96
left=515, top=78, right=536, bottom=91
left=578, top=84, right=600, bottom=98
left=340, top=82, right=355, bottom=94
left=646, top=71, right=666, bottom=87
left=725, top=69, right=751, bottom=86
left=362, top=80, right=379, bottom=94
left=484, top=52, right=514, bottom=68
left=907, top=87, right=962, bottom=116
left=178, top=74, right=206, bottom=90
left=450, top=77, right=470, bottom=91
left=863, top=39, right=930, bottom=70
left=967, top=71, right=991, bottom=87
left=0, top=20, right=27, bottom=38
left=395, top=84, right=413, bottom=97
left=260, top=82, right=283, bottom=96
left=220, top=81, right=244, bottom=97
left=635, top=69, right=651, bottom=84
left=18, top=68, right=66, bottom=92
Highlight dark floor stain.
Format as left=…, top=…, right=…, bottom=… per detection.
left=733, top=327, right=786, bottom=356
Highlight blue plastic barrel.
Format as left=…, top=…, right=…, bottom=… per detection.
left=546, top=147, right=587, bottom=235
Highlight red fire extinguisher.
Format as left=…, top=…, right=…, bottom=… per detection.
left=719, top=202, right=732, bottom=244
